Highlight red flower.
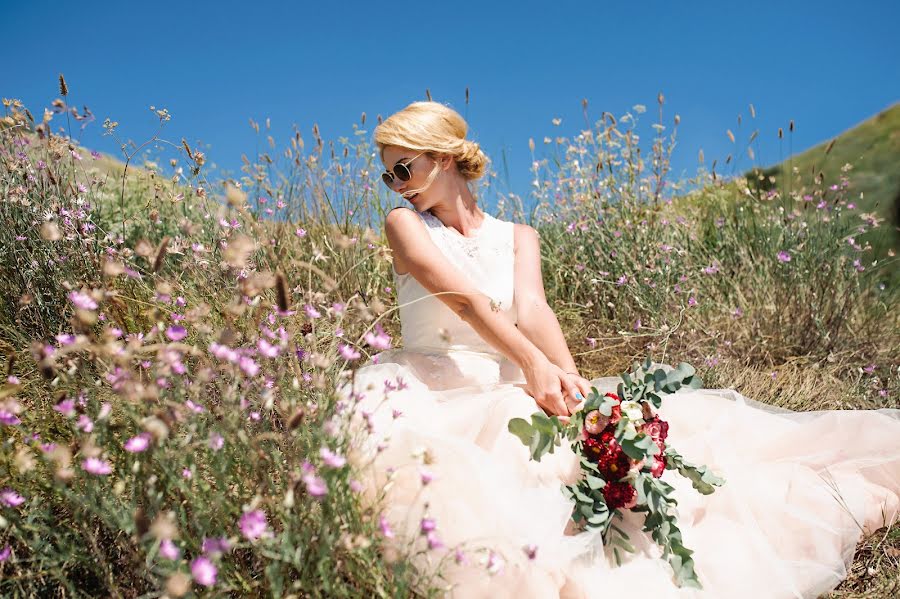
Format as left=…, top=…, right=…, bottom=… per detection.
left=602, top=481, right=636, bottom=510
left=641, top=416, right=669, bottom=455
left=583, top=436, right=604, bottom=462
left=650, top=454, right=667, bottom=478
left=641, top=416, right=669, bottom=443
left=597, top=445, right=631, bottom=482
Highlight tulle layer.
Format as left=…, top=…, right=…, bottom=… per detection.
left=337, top=351, right=900, bottom=599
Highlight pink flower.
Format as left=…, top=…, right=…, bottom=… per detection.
left=201, top=536, right=231, bottom=556
left=338, top=343, right=361, bottom=361
left=257, top=338, right=280, bottom=358
left=82, top=457, right=112, bottom=475
left=53, top=398, right=76, bottom=417
left=1, top=488, right=25, bottom=507
left=165, top=325, right=187, bottom=341
left=68, top=291, right=98, bottom=310
left=76, top=414, right=93, bottom=433
left=208, top=433, right=224, bottom=451
left=379, top=514, right=395, bottom=538
left=364, top=324, right=392, bottom=350
left=239, top=509, right=270, bottom=541
left=420, top=468, right=435, bottom=486
left=0, top=545, right=10, bottom=562
left=426, top=531, right=444, bottom=550
left=0, top=410, right=21, bottom=426
left=124, top=433, right=152, bottom=453
left=319, top=446, right=346, bottom=468
left=523, top=544, right=538, bottom=560
left=304, top=304, right=321, bottom=319
left=486, top=551, right=505, bottom=575
left=776, top=251, right=791, bottom=263
left=420, top=517, right=436, bottom=533
left=584, top=410, right=609, bottom=435
left=303, top=470, right=328, bottom=498
left=295, top=228, right=307, bottom=238
left=191, top=556, right=217, bottom=586
left=159, top=538, right=180, bottom=560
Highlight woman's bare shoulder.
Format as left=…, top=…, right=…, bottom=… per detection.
left=384, top=207, right=429, bottom=275
left=512, top=222, right=539, bottom=252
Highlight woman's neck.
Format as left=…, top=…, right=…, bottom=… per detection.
left=428, top=182, right=483, bottom=237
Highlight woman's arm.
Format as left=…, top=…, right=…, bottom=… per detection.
left=384, top=208, right=575, bottom=416
left=512, top=224, right=580, bottom=374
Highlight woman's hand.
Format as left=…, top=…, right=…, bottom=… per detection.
left=521, top=358, right=587, bottom=424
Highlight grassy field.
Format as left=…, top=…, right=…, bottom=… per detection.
left=0, top=90, right=897, bottom=597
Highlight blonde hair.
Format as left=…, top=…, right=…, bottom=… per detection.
left=373, top=101, right=490, bottom=197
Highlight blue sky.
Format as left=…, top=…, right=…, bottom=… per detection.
left=4, top=0, right=899, bottom=212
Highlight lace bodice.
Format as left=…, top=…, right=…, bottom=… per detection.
left=391, top=208, right=518, bottom=358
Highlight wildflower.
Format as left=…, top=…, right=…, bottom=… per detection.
left=165, top=325, right=187, bottom=341
left=0, top=545, right=10, bottom=562
left=201, top=537, right=232, bottom=556
left=1, top=488, right=25, bottom=507
left=295, top=228, right=307, bottom=238
left=185, top=400, right=205, bottom=413
left=420, top=517, right=436, bottom=534
left=0, top=411, right=20, bottom=426
left=455, top=548, right=469, bottom=565
left=364, top=323, right=392, bottom=350
left=54, top=398, right=76, bottom=417
left=124, top=433, right=152, bottom=453
left=420, top=468, right=435, bottom=485
left=239, top=509, right=270, bottom=541
left=320, top=446, right=346, bottom=468
left=349, top=479, right=364, bottom=493
left=68, top=291, right=98, bottom=310
left=426, top=531, right=444, bottom=550
left=303, top=471, right=328, bottom=498
left=379, top=514, right=395, bottom=538
left=159, top=538, right=180, bottom=560
left=238, top=356, right=260, bottom=377
left=304, top=304, right=321, bottom=319
left=56, top=333, right=77, bottom=345
left=258, top=338, right=280, bottom=358
left=776, top=251, right=791, bottom=263
left=76, top=414, right=93, bottom=433
left=688, top=295, right=697, bottom=307
left=191, top=556, right=217, bottom=587
left=208, top=433, right=224, bottom=451
left=82, top=457, right=113, bottom=475
left=486, top=551, right=505, bottom=575
left=182, top=468, right=193, bottom=479
left=523, top=544, right=538, bottom=560
left=338, top=343, right=361, bottom=361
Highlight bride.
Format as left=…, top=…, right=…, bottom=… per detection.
left=338, top=101, right=900, bottom=598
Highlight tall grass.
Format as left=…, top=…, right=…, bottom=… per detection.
left=0, top=86, right=897, bottom=597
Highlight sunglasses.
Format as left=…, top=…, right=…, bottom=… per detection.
left=381, top=152, right=427, bottom=189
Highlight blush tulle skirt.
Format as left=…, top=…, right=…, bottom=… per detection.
left=337, top=349, right=900, bottom=598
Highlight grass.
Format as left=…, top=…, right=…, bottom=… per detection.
left=0, top=87, right=897, bottom=597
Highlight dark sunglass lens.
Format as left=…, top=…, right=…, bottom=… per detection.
left=395, top=163, right=412, bottom=181
left=381, top=172, right=394, bottom=187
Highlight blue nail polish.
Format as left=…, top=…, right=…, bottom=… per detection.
left=575, top=392, right=584, bottom=400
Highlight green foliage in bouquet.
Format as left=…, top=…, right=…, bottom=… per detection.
left=507, top=357, right=725, bottom=589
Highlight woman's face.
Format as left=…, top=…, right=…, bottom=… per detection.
left=380, top=145, right=443, bottom=209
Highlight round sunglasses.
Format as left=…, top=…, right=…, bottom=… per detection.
left=381, top=152, right=427, bottom=189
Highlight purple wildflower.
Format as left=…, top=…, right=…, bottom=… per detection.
left=165, top=325, right=187, bottom=341
left=1, top=489, right=25, bottom=507
left=191, top=556, right=218, bottom=586
left=239, top=509, right=270, bottom=541
left=124, top=433, right=152, bottom=453
left=82, top=457, right=113, bottom=475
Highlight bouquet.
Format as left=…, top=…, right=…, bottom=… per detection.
left=507, top=358, right=724, bottom=588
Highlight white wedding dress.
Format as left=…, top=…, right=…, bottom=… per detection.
left=337, top=207, right=900, bottom=598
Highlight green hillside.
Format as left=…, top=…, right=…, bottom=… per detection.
left=743, top=102, right=900, bottom=254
